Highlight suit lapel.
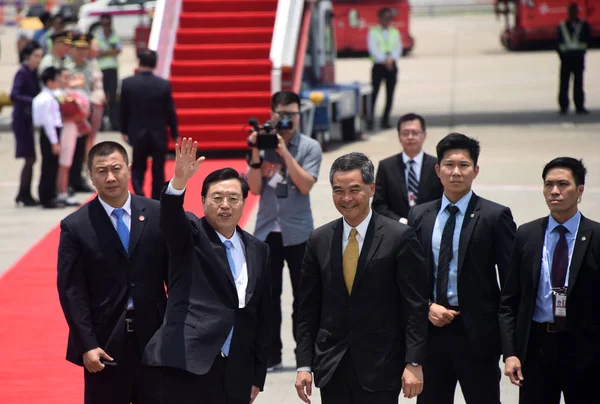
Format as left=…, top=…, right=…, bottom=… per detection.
left=201, top=219, right=237, bottom=296
left=418, top=155, right=436, bottom=199
left=89, top=197, right=127, bottom=257
left=568, top=216, right=592, bottom=298
left=531, top=218, right=548, bottom=297
left=351, top=214, right=382, bottom=295
left=330, top=218, right=347, bottom=300
left=457, top=194, right=481, bottom=277
left=128, top=196, right=147, bottom=255
left=396, top=153, right=408, bottom=206
left=422, top=200, right=441, bottom=286
left=240, top=230, right=258, bottom=305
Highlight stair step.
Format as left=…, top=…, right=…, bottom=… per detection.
left=173, top=43, right=270, bottom=60
left=171, top=75, right=271, bottom=92
left=174, top=91, right=272, bottom=108
left=177, top=27, right=273, bottom=45
left=179, top=124, right=262, bottom=148
left=177, top=107, right=271, bottom=126
left=182, top=0, right=278, bottom=13
left=171, top=59, right=272, bottom=76
left=179, top=11, right=276, bottom=29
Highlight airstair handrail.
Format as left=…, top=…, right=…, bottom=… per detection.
left=148, top=0, right=183, bottom=79
left=270, top=0, right=305, bottom=93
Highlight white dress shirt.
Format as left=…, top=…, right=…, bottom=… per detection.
left=98, top=193, right=134, bottom=308
left=342, top=208, right=373, bottom=255
left=32, top=87, right=63, bottom=145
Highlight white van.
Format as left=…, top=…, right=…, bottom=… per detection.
left=77, top=0, right=156, bottom=41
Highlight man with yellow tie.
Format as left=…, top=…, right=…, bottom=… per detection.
left=295, top=152, right=429, bottom=404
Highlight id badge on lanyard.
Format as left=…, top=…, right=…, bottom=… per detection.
left=408, top=191, right=416, bottom=207
left=552, top=287, right=567, bottom=318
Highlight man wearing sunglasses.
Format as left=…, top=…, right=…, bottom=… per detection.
left=247, top=90, right=323, bottom=372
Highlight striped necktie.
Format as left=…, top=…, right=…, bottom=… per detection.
left=407, top=159, right=419, bottom=200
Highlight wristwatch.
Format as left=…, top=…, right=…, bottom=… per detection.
left=246, top=151, right=262, bottom=169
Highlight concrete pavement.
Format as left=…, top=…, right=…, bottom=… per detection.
left=1, top=12, right=598, bottom=403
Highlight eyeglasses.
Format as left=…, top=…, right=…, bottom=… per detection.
left=273, top=111, right=300, bottom=118
left=208, top=194, right=243, bottom=206
left=400, top=130, right=423, bottom=138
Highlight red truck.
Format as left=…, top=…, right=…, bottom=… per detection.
left=495, top=0, right=600, bottom=50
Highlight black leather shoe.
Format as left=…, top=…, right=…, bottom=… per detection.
left=576, top=108, right=589, bottom=115
left=15, top=196, right=40, bottom=207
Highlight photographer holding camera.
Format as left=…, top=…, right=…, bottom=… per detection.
left=247, top=91, right=323, bottom=371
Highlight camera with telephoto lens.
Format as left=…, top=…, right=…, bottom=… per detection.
left=247, top=117, right=278, bottom=149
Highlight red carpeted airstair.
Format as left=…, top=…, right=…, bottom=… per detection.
left=171, top=0, right=277, bottom=150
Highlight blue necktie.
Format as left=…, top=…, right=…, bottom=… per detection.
left=112, top=208, right=130, bottom=252
left=113, top=208, right=133, bottom=309
left=221, top=240, right=236, bottom=356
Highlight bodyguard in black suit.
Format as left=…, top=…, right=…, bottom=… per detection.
left=408, top=133, right=516, bottom=404
left=143, top=139, right=271, bottom=404
left=120, top=49, right=179, bottom=200
left=373, top=113, right=443, bottom=222
left=499, top=157, right=600, bottom=404
left=295, top=152, right=429, bottom=404
left=57, top=141, right=168, bottom=404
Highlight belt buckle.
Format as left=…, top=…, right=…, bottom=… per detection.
left=545, top=323, right=557, bottom=333
left=220, top=351, right=227, bottom=358
left=126, top=318, right=135, bottom=333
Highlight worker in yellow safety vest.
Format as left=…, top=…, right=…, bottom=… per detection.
left=557, top=2, right=590, bottom=115
left=367, top=7, right=402, bottom=130
left=94, top=13, right=122, bottom=131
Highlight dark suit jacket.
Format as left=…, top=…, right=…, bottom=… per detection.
left=499, top=215, right=600, bottom=369
left=373, top=152, right=443, bottom=221
left=296, top=211, right=429, bottom=391
left=57, top=195, right=168, bottom=366
left=408, top=193, right=516, bottom=358
left=143, top=188, right=271, bottom=398
left=11, top=64, right=41, bottom=122
left=120, top=70, right=178, bottom=151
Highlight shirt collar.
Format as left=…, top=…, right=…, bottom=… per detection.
left=289, top=131, right=300, bottom=147
left=547, top=210, right=581, bottom=235
left=215, top=228, right=243, bottom=249
left=98, top=192, right=132, bottom=218
left=440, top=190, right=473, bottom=216
left=343, top=209, right=373, bottom=241
left=402, top=150, right=424, bottom=167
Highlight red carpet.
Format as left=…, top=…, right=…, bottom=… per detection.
left=0, top=159, right=257, bottom=404
left=171, top=0, right=276, bottom=150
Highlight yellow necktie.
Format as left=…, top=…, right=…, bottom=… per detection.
left=343, top=228, right=359, bottom=294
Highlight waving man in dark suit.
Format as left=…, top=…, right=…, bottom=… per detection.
left=143, top=138, right=271, bottom=404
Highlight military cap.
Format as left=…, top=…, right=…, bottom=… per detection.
left=50, top=30, right=73, bottom=45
